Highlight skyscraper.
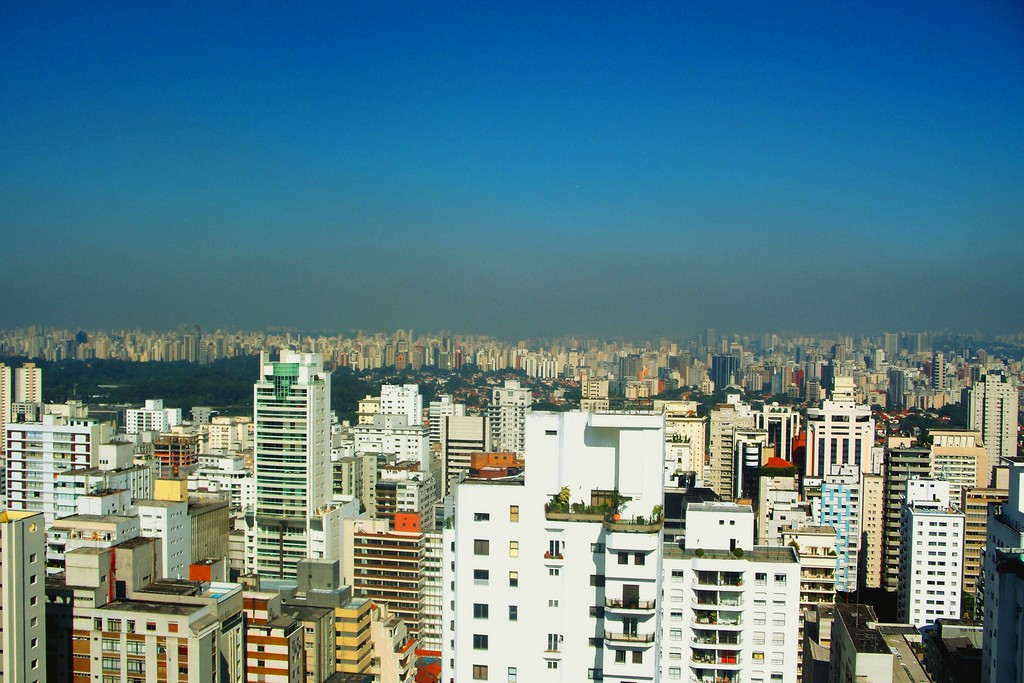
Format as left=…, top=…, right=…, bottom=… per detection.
left=804, top=377, right=874, bottom=479
left=969, top=371, right=1019, bottom=465
left=250, top=351, right=332, bottom=581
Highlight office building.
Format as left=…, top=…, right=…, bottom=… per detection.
left=753, top=402, right=800, bottom=461
left=804, top=377, right=874, bottom=479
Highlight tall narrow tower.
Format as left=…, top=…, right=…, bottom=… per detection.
left=252, top=351, right=331, bottom=581
left=969, top=372, right=1018, bottom=466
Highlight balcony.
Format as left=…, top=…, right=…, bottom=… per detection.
left=543, top=551, right=565, bottom=561
left=695, top=571, right=743, bottom=587
left=693, top=610, right=741, bottom=627
left=605, top=598, right=656, bottom=611
left=692, top=652, right=741, bottom=667
left=690, top=673, right=739, bottom=683
left=693, top=595, right=742, bottom=607
left=604, top=630, right=655, bottom=643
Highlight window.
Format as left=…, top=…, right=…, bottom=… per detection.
left=474, top=512, right=490, bottom=521
left=473, top=634, right=489, bottom=650
left=474, top=569, right=489, bottom=585
left=507, top=667, right=517, bottom=682
left=590, top=574, right=605, bottom=587
left=474, top=539, right=490, bottom=555
left=146, top=622, right=156, bottom=631
left=755, top=572, right=767, bottom=585
left=632, top=651, right=643, bottom=664
left=548, top=599, right=559, bottom=608
left=509, top=571, right=518, bottom=587
left=774, top=573, right=787, bottom=584
left=508, top=605, right=518, bottom=621
left=668, top=667, right=681, bottom=680
left=753, top=652, right=765, bottom=662
left=547, top=661, right=558, bottom=669
left=547, top=633, right=561, bottom=651
left=669, top=629, right=682, bottom=641
left=634, top=552, right=645, bottom=565
left=509, top=541, right=519, bottom=557
left=30, top=553, right=37, bottom=563
left=108, top=619, right=121, bottom=632
left=615, top=649, right=626, bottom=663
left=473, top=664, right=488, bottom=680
left=618, top=552, right=629, bottom=565
left=671, top=570, right=684, bottom=582
left=509, top=505, right=519, bottom=522
left=473, top=603, right=489, bottom=619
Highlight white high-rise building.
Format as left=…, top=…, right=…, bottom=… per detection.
left=0, top=510, right=46, bottom=683
left=4, top=415, right=113, bottom=527
left=250, top=351, right=332, bottom=582
left=969, top=372, right=1018, bottom=466
left=804, top=377, right=874, bottom=479
left=381, top=384, right=423, bottom=427
left=897, top=478, right=964, bottom=625
left=487, top=379, right=532, bottom=455
left=662, top=502, right=801, bottom=683
left=428, top=394, right=464, bottom=445
left=132, top=498, right=192, bottom=580
left=124, top=399, right=182, bottom=435
left=443, top=410, right=665, bottom=683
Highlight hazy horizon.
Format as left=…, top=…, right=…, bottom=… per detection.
left=3, top=3, right=1022, bottom=338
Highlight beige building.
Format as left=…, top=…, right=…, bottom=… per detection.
left=368, top=602, right=417, bottom=683
left=0, top=511, right=46, bottom=683
left=930, top=429, right=989, bottom=496
left=962, top=487, right=1008, bottom=603
left=243, top=591, right=304, bottom=683
left=859, top=473, right=885, bottom=589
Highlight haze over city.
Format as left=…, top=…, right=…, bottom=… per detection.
left=2, top=3, right=1022, bottom=337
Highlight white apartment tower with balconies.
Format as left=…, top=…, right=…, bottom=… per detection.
left=443, top=410, right=665, bottom=683
left=660, top=502, right=801, bottom=683
left=488, top=379, right=532, bottom=456
left=897, top=477, right=965, bottom=626
left=250, top=351, right=332, bottom=582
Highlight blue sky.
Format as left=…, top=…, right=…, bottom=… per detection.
left=2, top=2, right=1022, bottom=338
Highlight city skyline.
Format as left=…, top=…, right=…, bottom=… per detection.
left=2, top=3, right=1022, bottom=337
